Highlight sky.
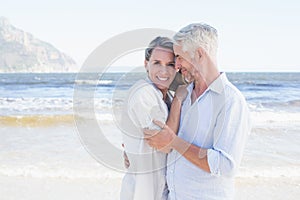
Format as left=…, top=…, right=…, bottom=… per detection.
left=1, top=0, right=300, bottom=72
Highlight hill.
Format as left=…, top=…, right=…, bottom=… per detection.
left=0, top=17, right=78, bottom=72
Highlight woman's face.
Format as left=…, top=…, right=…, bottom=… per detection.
left=145, top=47, right=176, bottom=91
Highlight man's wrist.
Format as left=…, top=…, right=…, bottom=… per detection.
left=170, top=135, right=181, bottom=150
left=170, top=135, right=192, bottom=156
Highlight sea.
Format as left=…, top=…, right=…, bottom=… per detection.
left=0, top=72, right=299, bottom=182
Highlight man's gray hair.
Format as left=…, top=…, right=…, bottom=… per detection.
left=173, top=23, right=218, bottom=59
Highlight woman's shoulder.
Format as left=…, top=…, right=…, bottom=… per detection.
left=128, top=79, right=159, bottom=97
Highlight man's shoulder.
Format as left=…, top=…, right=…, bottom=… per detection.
left=224, top=81, right=246, bottom=102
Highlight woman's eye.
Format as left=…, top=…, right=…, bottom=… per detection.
left=168, top=63, right=175, bottom=68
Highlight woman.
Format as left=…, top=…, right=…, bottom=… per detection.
left=120, top=36, right=186, bottom=200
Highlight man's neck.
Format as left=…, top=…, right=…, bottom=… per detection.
left=193, top=55, right=219, bottom=86
left=191, top=78, right=207, bottom=104
left=193, top=80, right=207, bottom=97
left=191, top=57, right=220, bottom=101
left=201, top=60, right=220, bottom=86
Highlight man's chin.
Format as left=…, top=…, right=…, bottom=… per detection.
left=183, top=75, right=194, bottom=84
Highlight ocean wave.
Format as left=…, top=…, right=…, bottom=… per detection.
left=1, top=104, right=299, bottom=127
left=250, top=110, right=300, bottom=125
left=1, top=81, right=76, bottom=86
left=253, top=83, right=283, bottom=87
left=0, top=98, right=73, bottom=116
left=227, top=72, right=300, bottom=83
left=248, top=99, right=300, bottom=112
left=280, top=99, right=300, bottom=106
left=74, top=79, right=113, bottom=85
left=261, top=100, right=300, bottom=111
left=238, top=166, right=300, bottom=178
left=0, top=97, right=122, bottom=116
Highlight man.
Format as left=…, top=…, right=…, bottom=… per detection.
left=144, top=23, right=251, bottom=199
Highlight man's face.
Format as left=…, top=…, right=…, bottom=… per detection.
left=173, top=44, right=196, bottom=83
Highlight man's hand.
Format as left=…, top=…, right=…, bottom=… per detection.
left=143, top=120, right=177, bottom=153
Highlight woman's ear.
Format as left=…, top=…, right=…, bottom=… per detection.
left=144, top=60, right=149, bottom=72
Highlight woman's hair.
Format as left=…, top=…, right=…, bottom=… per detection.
left=173, top=23, right=218, bottom=59
left=145, top=36, right=174, bottom=61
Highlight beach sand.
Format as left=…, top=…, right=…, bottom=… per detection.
left=0, top=175, right=299, bottom=200
left=0, top=175, right=120, bottom=200
left=0, top=111, right=299, bottom=199
left=235, top=177, right=300, bottom=199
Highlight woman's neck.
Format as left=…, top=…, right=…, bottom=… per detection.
left=161, top=89, right=168, bottom=101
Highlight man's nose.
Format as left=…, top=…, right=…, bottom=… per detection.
left=175, top=59, right=181, bottom=71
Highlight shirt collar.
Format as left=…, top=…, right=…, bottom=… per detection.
left=184, top=73, right=228, bottom=104
left=145, top=77, right=163, bottom=99
left=186, top=82, right=209, bottom=102
left=208, top=72, right=228, bottom=94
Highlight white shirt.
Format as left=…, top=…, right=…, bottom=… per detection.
left=120, top=79, right=169, bottom=200
left=167, top=73, right=251, bottom=200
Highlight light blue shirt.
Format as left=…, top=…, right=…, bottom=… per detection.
left=167, top=73, right=251, bottom=200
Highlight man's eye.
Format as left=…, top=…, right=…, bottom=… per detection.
left=175, top=55, right=182, bottom=60
left=168, top=63, right=175, bottom=68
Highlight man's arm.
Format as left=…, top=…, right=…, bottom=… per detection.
left=145, top=120, right=210, bottom=173
left=144, top=97, right=251, bottom=176
left=171, top=136, right=210, bottom=173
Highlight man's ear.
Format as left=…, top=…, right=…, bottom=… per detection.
left=144, top=60, right=149, bottom=72
left=195, top=47, right=206, bottom=63
left=196, top=47, right=203, bottom=59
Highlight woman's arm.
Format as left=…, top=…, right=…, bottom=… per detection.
left=166, top=85, right=188, bottom=133
left=160, top=85, right=188, bottom=153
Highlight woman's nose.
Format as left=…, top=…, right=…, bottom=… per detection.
left=160, top=65, right=169, bottom=73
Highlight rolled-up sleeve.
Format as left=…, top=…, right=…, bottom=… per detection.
left=207, top=95, right=251, bottom=176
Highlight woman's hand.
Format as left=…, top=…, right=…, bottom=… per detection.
left=174, top=85, right=188, bottom=103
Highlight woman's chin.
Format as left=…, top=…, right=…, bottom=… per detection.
left=155, top=83, right=169, bottom=91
